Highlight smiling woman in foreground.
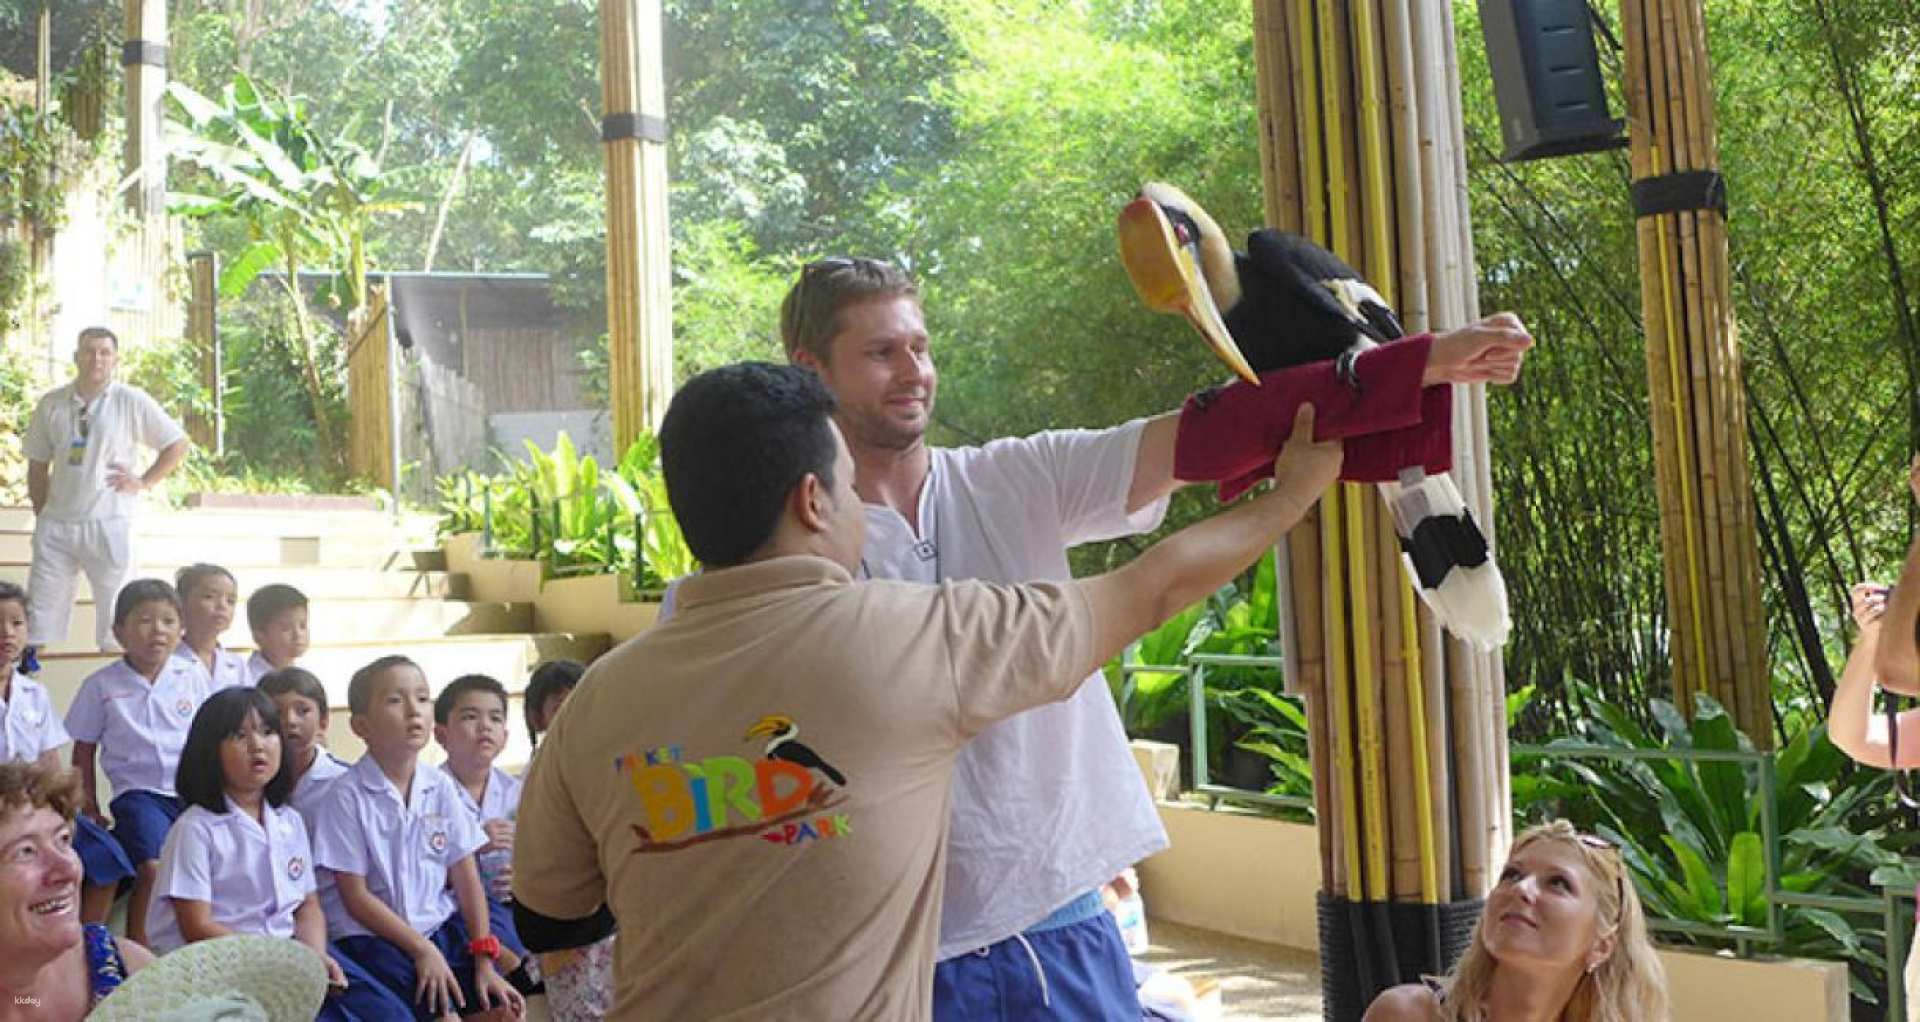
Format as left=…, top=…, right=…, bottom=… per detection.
left=1363, top=819, right=1668, bottom=1022
left=0, top=760, right=152, bottom=1021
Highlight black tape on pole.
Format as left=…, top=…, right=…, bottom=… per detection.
left=1631, top=170, right=1727, bottom=218
left=121, top=40, right=168, bottom=69
left=601, top=113, right=668, bottom=144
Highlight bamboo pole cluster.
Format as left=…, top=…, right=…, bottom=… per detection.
left=1251, top=0, right=1508, bottom=935
left=600, top=0, right=676, bottom=451
left=1616, top=0, right=1769, bottom=744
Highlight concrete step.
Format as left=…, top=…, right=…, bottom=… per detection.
left=39, top=598, right=532, bottom=654
left=0, top=564, right=470, bottom=602
left=0, top=530, right=434, bottom=570
left=36, top=631, right=613, bottom=796
left=0, top=505, right=440, bottom=540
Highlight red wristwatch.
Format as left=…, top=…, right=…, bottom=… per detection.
left=467, top=935, right=502, bottom=960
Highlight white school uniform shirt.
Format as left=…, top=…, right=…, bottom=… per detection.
left=63, top=657, right=214, bottom=797
left=173, top=643, right=251, bottom=690
left=880, top=422, right=1172, bottom=959
left=146, top=799, right=317, bottom=954
left=288, top=748, right=351, bottom=830
left=0, top=672, right=69, bottom=763
left=243, top=652, right=280, bottom=685
left=310, top=755, right=488, bottom=940
left=21, top=381, right=185, bottom=522
left=442, top=763, right=522, bottom=826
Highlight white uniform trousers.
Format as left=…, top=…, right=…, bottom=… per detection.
left=27, top=516, right=134, bottom=652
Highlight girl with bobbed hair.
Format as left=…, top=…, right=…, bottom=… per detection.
left=1365, top=819, right=1668, bottom=1022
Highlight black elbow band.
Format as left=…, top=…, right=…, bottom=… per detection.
left=513, top=900, right=616, bottom=953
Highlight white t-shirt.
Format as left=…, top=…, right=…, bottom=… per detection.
left=146, top=799, right=317, bottom=953
left=0, top=673, right=69, bottom=763
left=172, top=644, right=251, bottom=690
left=22, top=382, right=185, bottom=522
left=655, top=421, right=1173, bottom=957
left=872, top=422, right=1171, bottom=958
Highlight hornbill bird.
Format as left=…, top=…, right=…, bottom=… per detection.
left=744, top=715, right=848, bottom=787
left=1116, top=181, right=1509, bottom=647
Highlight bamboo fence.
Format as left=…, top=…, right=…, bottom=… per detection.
left=1617, top=0, right=1769, bottom=744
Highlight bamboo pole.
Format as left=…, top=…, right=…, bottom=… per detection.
left=600, top=0, right=675, bottom=450
left=1252, top=1, right=1303, bottom=237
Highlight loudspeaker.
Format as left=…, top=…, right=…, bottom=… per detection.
left=1478, top=0, right=1626, bottom=161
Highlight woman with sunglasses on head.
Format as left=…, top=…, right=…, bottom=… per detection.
left=1364, top=820, right=1668, bottom=1022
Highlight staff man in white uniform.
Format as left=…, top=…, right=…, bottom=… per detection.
left=772, top=258, right=1533, bottom=1019
left=23, top=327, right=190, bottom=653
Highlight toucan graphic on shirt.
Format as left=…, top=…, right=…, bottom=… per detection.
left=619, top=714, right=851, bottom=855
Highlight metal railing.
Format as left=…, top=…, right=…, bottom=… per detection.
left=464, top=475, right=650, bottom=589
left=1119, top=649, right=1313, bottom=814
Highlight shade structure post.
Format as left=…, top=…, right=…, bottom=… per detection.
left=600, top=0, right=675, bottom=451
left=1615, top=0, right=1769, bottom=744
left=1253, top=2, right=1501, bottom=1015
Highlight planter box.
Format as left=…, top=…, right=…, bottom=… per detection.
left=443, top=532, right=542, bottom=603
left=533, top=572, right=661, bottom=644
left=1658, top=947, right=1846, bottom=1022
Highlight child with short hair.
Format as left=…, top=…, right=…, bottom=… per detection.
left=63, top=578, right=214, bottom=943
left=173, top=563, right=249, bottom=689
left=435, top=674, right=521, bottom=903
left=244, top=584, right=310, bottom=683
left=148, top=686, right=410, bottom=1021
left=2, top=579, right=136, bottom=918
left=257, top=666, right=351, bottom=828
left=517, top=657, right=611, bottom=1022
left=522, top=659, right=585, bottom=751
left=313, top=656, right=525, bottom=1020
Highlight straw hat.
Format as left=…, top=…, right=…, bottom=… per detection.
left=88, top=934, right=328, bottom=1022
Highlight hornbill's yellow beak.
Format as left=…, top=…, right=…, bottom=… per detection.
left=744, top=715, right=793, bottom=740
left=1117, top=197, right=1259, bottom=386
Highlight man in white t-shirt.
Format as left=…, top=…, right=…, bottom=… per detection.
left=767, top=258, right=1533, bottom=1019
left=23, top=327, right=190, bottom=653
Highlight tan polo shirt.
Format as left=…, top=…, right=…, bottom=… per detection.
left=514, top=555, right=1095, bottom=1021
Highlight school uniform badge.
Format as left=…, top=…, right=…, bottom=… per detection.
left=428, top=830, right=448, bottom=853
left=287, top=856, right=305, bottom=881
left=175, top=697, right=194, bottom=717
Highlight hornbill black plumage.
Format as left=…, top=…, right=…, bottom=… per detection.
left=744, top=715, right=848, bottom=787
left=1117, top=182, right=1510, bottom=647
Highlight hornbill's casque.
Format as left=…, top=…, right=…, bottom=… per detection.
left=744, top=715, right=848, bottom=787
left=1116, top=182, right=1509, bottom=648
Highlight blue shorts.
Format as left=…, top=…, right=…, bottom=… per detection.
left=108, top=790, right=184, bottom=865
left=933, top=903, right=1140, bottom=1022
left=319, top=946, right=414, bottom=1022
left=73, top=813, right=134, bottom=888
left=334, top=897, right=527, bottom=1020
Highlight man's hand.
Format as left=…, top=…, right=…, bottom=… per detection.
left=1422, top=313, right=1534, bottom=387
left=105, top=463, right=144, bottom=494
left=1270, top=405, right=1342, bottom=495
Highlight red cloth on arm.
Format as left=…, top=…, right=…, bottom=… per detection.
left=1173, top=333, right=1454, bottom=501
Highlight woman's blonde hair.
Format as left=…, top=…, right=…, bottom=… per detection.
left=1436, top=820, right=1668, bottom=1022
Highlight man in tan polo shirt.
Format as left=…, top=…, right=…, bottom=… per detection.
left=512, top=361, right=1341, bottom=1020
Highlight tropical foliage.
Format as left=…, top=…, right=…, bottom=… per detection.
left=436, top=431, right=695, bottom=591
left=1515, top=688, right=1906, bottom=1004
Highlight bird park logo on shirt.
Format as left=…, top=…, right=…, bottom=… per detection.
left=616, top=714, right=850, bottom=855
